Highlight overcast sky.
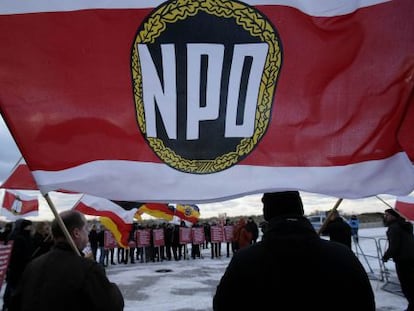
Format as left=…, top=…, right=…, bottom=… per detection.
left=0, top=116, right=408, bottom=222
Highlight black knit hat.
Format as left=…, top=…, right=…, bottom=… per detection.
left=262, top=191, right=304, bottom=221
left=384, top=208, right=401, bottom=219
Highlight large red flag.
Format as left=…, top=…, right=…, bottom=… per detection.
left=395, top=196, right=414, bottom=221
left=0, top=0, right=413, bottom=203
left=1, top=190, right=39, bottom=220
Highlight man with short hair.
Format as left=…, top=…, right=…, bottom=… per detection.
left=213, top=191, right=375, bottom=310
left=10, top=210, right=124, bottom=311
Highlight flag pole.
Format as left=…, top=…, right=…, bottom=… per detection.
left=375, top=195, right=393, bottom=208
left=43, top=192, right=81, bottom=256
left=317, top=198, right=343, bottom=235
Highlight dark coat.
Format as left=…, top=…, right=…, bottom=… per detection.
left=6, top=225, right=34, bottom=287
left=321, top=217, right=352, bottom=248
left=213, top=217, right=375, bottom=311
left=383, top=219, right=414, bottom=262
left=88, top=229, right=99, bottom=248
left=10, top=242, right=124, bottom=311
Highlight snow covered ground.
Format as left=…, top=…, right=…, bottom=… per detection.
left=0, top=226, right=408, bottom=310
left=106, top=226, right=407, bottom=310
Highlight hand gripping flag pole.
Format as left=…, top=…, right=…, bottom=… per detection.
left=317, top=198, right=344, bottom=236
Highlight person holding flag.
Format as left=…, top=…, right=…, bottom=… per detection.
left=214, top=191, right=375, bottom=310
left=9, top=210, right=124, bottom=311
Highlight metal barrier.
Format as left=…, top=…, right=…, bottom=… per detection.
left=353, top=235, right=403, bottom=297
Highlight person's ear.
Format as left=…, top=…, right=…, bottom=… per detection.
left=72, top=227, right=81, bottom=239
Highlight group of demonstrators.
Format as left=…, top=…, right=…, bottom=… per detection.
left=88, top=216, right=260, bottom=265
left=0, top=192, right=413, bottom=310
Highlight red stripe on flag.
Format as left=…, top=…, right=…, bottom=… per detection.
left=0, top=162, right=38, bottom=190
left=0, top=1, right=413, bottom=201
left=2, top=191, right=16, bottom=210
left=0, top=4, right=411, bottom=169
left=395, top=199, right=414, bottom=221
left=74, top=203, right=132, bottom=247
left=143, top=203, right=174, bottom=215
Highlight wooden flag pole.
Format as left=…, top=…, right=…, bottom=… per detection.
left=317, top=198, right=343, bottom=236
left=43, top=192, right=81, bottom=256
left=375, top=195, right=393, bottom=208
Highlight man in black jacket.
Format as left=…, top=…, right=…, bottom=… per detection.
left=10, top=210, right=124, bottom=311
left=383, top=208, right=414, bottom=311
left=320, top=209, right=352, bottom=248
left=213, top=191, right=375, bottom=310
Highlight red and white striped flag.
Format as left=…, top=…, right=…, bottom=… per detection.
left=1, top=190, right=39, bottom=220
left=73, top=195, right=137, bottom=247
left=395, top=196, right=414, bottom=221
left=0, top=0, right=413, bottom=203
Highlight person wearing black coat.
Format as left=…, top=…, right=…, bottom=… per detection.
left=9, top=210, right=124, bottom=311
left=320, top=209, right=352, bottom=249
left=213, top=191, right=375, bottom=311
left=88, top=224, right=99, bottom=261
left=383, top=208, right=414, bottom=311
left=2, top=219, right=33, bottom=311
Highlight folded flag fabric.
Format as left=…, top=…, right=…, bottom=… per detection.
left=1, top=190, right=39, bottom=220
left=0, top=0, right=413, bottom=203
left=0, top=158, right=38, bottom=190
left=136, top=203, right=175, bottom=221
left=395, top=196, right=414, bottom=221
left=73, top=195, right=137, bottom=247
left=99, top=216, right=130, bottom=248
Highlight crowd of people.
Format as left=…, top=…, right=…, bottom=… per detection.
left=86, top=217, right=260, bottom=266
left=0, top=192, right=413, bottom=310
left=0, top=211, right=123, bottom=311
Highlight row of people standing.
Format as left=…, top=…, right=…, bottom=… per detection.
left=88, top=224, right=106, bottom=265
left=101, top=222, right=190, bottom=264
left=92, top=217, right=261, bottom=264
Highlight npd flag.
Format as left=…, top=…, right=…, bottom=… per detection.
left=0, top=0, right=413, bottom=203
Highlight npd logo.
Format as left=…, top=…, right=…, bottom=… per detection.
left=131, top=0, right=282, bottom=174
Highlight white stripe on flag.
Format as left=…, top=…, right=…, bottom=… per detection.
left=32, top=152, right=414, bottom=203
left=0, top=0, right=390, bottom=17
